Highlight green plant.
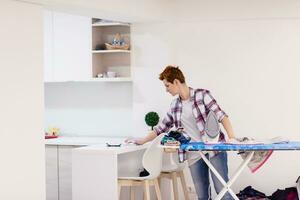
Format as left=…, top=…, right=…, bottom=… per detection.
left=145, top=112, right=159, bottom=130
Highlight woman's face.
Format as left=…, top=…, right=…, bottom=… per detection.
left=163, top=79, right=179, bottom=96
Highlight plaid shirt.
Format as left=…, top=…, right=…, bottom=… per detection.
left=154, top=88, right=228, bottom=141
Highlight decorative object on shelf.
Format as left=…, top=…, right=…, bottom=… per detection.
left=112, top=33, right=123, bottom=45
left=45, top=135, right=58, bottom=139
left=105, top=33, right=130, bottom=50
left=46, top=127, right=60, bottom=136
left=97, top=73, right=104, bottom=78
left=145, top=111, right=159, bottom=130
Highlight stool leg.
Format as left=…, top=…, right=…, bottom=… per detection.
left=178, top=171, right=189, bottom=200
left=118, top=185, right=122, bottom=200
left=144, top=180, right=151, bottom=200
left=158, top=176, right=162, bottom=188
left=171, top=172, right=179, bottom=200
left=130, top=186, right=135, bottom=200
left=154, top=178, right=162, bottom=200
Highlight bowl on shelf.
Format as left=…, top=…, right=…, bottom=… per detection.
left=104, top=43, right=130, bottom=50
left=97, top=73, right=104, bottom=78
left=107, top=71, right=117, bottom=78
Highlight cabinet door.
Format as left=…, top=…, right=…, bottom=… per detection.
left=45, top=145, right=59, bottom=200
left=53, top=12, right=91, bottom=81
left=58, top=146, right=73, bottom=200
left=43, top=10, right=54, bottom=82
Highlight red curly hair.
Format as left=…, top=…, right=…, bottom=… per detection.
left=159, top=65, right=185, bottom=83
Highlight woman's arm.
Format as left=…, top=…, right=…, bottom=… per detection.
left=221, top=116, right=235, bottom=139
left=128, top=131, right=157, bottom=145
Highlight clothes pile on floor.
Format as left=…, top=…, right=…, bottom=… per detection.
left=269, top=187, right=299, bottom=200
left=237, top=186, right=299, bottom=200
left=237, top=186, right=269, bottom=200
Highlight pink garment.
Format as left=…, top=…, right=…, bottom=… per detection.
left=240, top=150, right=273, bottom=173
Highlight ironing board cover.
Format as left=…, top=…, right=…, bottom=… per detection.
left=181, top=142, right=300, bottom=151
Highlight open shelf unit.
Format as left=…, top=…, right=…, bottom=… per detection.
left=91, top=18, right=131, bottom=81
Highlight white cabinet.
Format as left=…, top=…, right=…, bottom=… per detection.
left=46, top=145, right=82, bottom=200
left=58, top=146, right=73, bottom=200
left=43, top=10, right=132, bottom=82
left=43, top=10, right=54, bottom=82
left=43, top=11, right=91, bottom=82
left=53, top=12, right=91, bottom=81
left=45, top=145, right=59, bottom=200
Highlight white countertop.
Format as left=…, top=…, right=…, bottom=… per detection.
left=73, top=143, right=149, bottom=154
left=45, top=136, right=127, bottom=146
left=45, top=136, right=149, bottom=154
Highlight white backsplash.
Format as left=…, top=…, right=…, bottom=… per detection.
left=44, top=82, right=133, bottom=137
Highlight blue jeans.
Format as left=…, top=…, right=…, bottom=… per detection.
left=189, top=152, right=234, bottom=200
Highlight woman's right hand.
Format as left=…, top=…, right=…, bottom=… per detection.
left=125, top=132, right=157, bottom=145
left=124, top=137, right=145, bottom=145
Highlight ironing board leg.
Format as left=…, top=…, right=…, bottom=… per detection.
left=198, top=151, right=255, bottom=200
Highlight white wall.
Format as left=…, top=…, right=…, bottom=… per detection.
left=19, top=0, right=170, bottom=23
left=131, top=11, right=300, bottom=198
left=0, top=1, right=45, bottom=200
left=170, top=0, right=300, bottom=20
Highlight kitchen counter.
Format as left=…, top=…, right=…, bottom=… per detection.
left=45, top=136, right=127, bottom=146
left=45, top=136, right=137, bottom=200
left=72, top=142, right=148, bottom=200
left=73, top=142, right=148, bottom=154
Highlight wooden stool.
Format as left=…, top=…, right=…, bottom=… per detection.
left=160, top=170, right=189, bottom=200
left=118, top=134, right=165, bottom=200
left=118, top=178, right=162, bottom=200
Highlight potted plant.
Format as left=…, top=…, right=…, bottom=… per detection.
left=145, top=111, right=159, bottom=130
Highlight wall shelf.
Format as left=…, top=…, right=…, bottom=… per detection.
left=92, top=22, right=130, bottom=27
left=92, top=50, right=130, bottom=54
left=44, top=77, right=132, bottom=83
left=89, top=77, right=132, bottom=82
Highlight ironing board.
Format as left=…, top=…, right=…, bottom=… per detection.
left=180, top=142, right=300, bottom=200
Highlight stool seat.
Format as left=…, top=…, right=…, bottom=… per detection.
left=162, top=163, right=185, bottom=172
left=118, top=176, right=151, bottom=181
